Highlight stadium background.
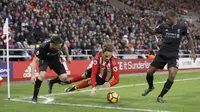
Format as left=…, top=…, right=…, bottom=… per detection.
left=0, top=0, right=200, bottom=112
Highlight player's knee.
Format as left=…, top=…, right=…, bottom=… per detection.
left=38, top=71, right=46, bottom=80
left=168, top=73, right=176, bottom=81
left=147, top=70, right=154, bottom=76
left=147, top=67, right=157, bottom=75
left=59, top=74, right=68, bottom=82
left=87, top=80, right=91, bottom=85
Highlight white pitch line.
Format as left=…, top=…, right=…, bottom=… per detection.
left=42, top=77, right=200, bottom=97
left=47, top=102, right=170, bottom=112
left=11, top=98, right=170, bottom=112
left=11, top=77, right=200, bottom=99
left=10, top=77, right=200, bottom=112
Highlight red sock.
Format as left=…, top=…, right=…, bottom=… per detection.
left=76, top=81, right=90, bottom=89
left=70, top=75, right=84, bottom=83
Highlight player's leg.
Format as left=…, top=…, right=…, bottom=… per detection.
left=48, top=59, right=70, bottom=94
left=65, top=79, right=91, bottom=92
left=68, top=68, right=92, bottom=83
left=157, top=58, right=178, bottom=103
left=48, top=58, right=71, bottom=86
left=64, top=68, right=93, bottom=92
left=141, top=65, right=157, bottom=96
left=142, top=55, right=166, bottom=96
left=65, top=75, right=107, bottom=92
left=32, top=60, right=48, bottom=104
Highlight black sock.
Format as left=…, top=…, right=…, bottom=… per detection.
left=146, top=75, right=154, bottom=89
left=33, top=79, right=42, bottom=98
left=159, top=79, right=174, bottom=97
left=50, top=77, right=61, bottom=84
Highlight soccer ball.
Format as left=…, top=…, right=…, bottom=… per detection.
left=107, top=91, right=120, bottom=103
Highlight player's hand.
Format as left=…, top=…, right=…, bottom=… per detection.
left=31, top=76, right=37, bottom=84
left=67, top=57, right=71, bottom=64
left=90, top=87, right=97, bottom=96
left=191, top=53, right=197, bottom=62
left=104, top=82, right=110, bottom=87
left=140, top=18, right=147, bottom=25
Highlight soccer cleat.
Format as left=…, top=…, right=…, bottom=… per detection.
left=141, top=87, right=155, bottom=96
left=47, top=80, right=53, bottom=94
left=64, top=85, right=76, bottom=92
left=58, top=80, right=71, bottom=85
left=32, top=97, right=38, bottom=104
left=58, top=82, right=65, bottom=86
left=157, top=96, right=164, bottom=103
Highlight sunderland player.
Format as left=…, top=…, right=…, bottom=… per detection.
left=64, top=43, right=120, bottom=96
left=140, top=10, right=196, bottom=103
left=30, top=35, right=71, bottom=104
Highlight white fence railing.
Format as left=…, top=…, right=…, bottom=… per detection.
left=0, top=49, right=199, bottom=61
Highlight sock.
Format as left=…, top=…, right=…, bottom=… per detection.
left=76, top=81, right=90, bottom=89
left=70, top=75, right=84, bottom=83
left=33, top=78, right=42, bottom=98
left=159, top=79, right=174, bottom=97
left=146, top=75, right=154, bottom=89
left=50, top=77, right=61, bottom=84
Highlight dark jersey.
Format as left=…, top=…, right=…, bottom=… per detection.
left=35, top=41, right=64, bottom=61
left=155, top=22, right=188, bottom=58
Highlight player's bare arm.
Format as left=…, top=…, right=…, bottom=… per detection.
left=30, top=56, right=39, bottom=84
left=187, top=34, right=196, bottom=62
left=62, top=43, right=71, bottom=63
left=140, top=18, right=158, bottom=35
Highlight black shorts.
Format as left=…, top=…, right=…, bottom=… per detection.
left=85, top=68, right=107, bottom=85
left=39, top=58, right=66, bottom=75
left=150, top=54, right=179, bottom=69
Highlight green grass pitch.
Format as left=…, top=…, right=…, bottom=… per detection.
left=0, top=71, right=200, bottom=112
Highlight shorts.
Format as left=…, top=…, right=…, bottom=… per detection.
left=39, top=58, right=66, bottom=75
left=150, top=54, right=179, bottom=69
left=85, top=68, right=107, bottom=85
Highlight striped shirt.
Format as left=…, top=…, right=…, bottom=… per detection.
left=91, top=51, right=119, bottom=88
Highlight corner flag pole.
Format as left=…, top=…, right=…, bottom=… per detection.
left=3, top=18, right=10, bottom=100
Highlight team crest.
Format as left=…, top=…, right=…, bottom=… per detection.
left=93, top=60, right=98, bottom=65
left=113, top=66, right=118, bottom=72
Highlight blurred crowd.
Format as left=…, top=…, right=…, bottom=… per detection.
left=0, top=0, right=199, bottom=59
left=119, top=0, right=200, bottom=15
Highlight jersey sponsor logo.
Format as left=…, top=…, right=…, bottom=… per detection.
left=113, top=66, right=118, bottom=72
left=93, top=60, right=98, bottom=65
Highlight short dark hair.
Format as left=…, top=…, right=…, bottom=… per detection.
left=165, top=10, right=176, bottom=17
left=102, top=43, right=114, bottom=53
left=50, top=35, right=63, bottom=44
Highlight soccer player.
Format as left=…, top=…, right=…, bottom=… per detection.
left=140, top=10, right=196, bottom=103
left=30, top=35, right=71, bottom=104
left=64, top=43, right=120, bottom=96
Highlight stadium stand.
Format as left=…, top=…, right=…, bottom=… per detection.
left=0, top=0, right=199, bottom=61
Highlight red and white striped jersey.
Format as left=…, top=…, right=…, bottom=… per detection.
left=91, top=51, right=119, bottom=88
